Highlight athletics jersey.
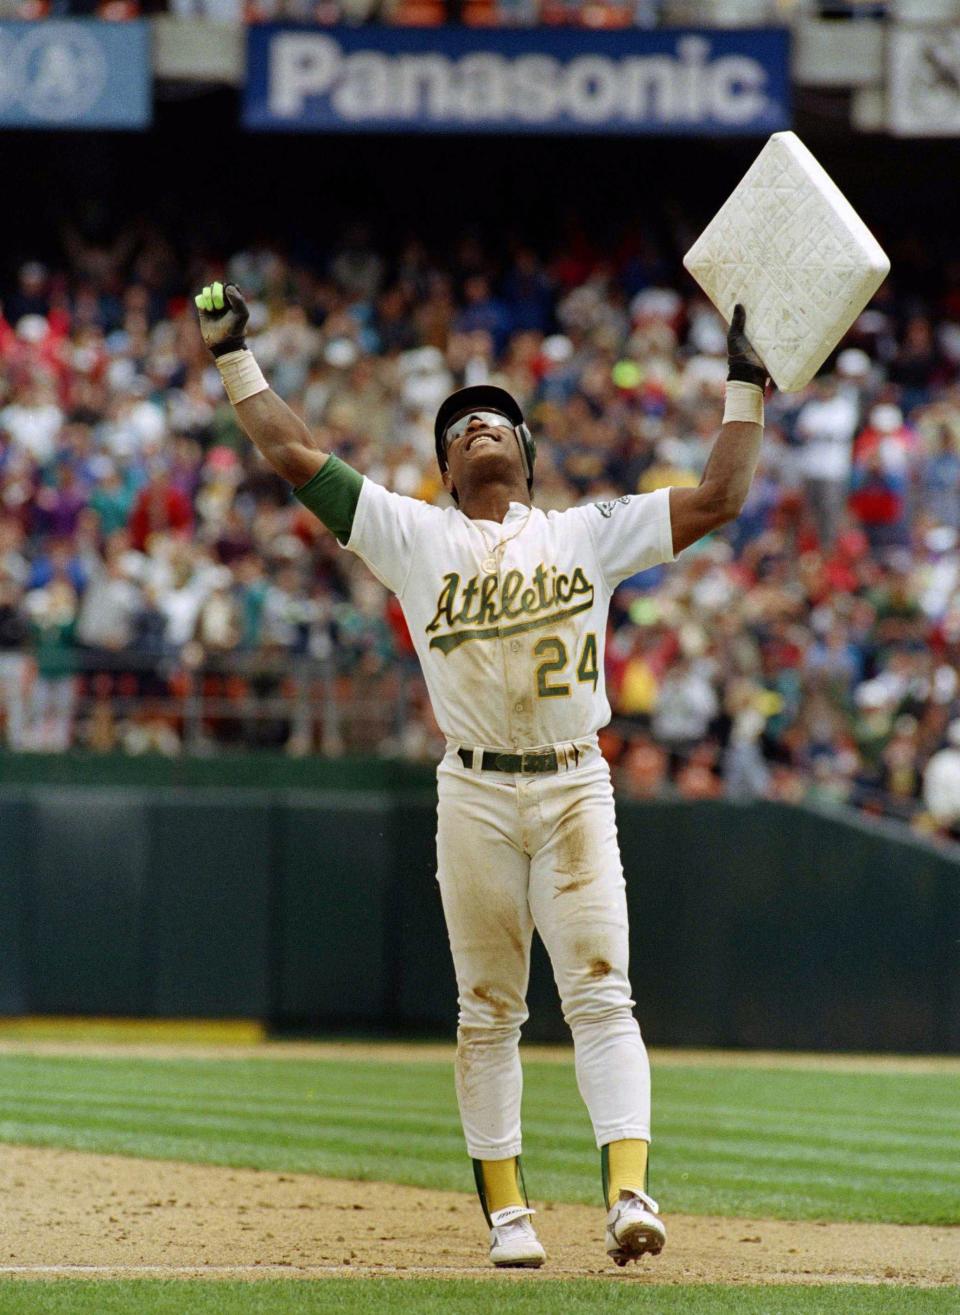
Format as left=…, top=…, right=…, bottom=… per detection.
left=297, top=458, right=674, bottom=750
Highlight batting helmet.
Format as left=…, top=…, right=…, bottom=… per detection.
left=434, top=385, right=536, bottom=501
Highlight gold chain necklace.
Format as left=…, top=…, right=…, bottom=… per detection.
left=472, top=506, right=534, bottom=575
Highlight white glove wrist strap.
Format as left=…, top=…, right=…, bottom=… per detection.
left=723, top=380, right=764, bottom=426
left=216, top=348, right=268, bottom=406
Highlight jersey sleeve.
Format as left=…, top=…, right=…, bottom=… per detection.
left=295, top=457, right=428, bottom=597
left=343, top=477, right=430, bottom=597
left=578, top=488, right=675, bottom=590
left=294, top=456, right=363, bottom=545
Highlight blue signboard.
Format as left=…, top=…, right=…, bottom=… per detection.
left=0, top=20, right=151, bottom=130
left=245, top=25, right=789, bottom=136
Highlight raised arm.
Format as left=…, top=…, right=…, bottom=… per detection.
left=195, top=282, right=326, bottom=488
left=668, top=304, right=767, bottom=555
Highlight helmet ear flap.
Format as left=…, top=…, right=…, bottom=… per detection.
left=516, top=423, right=536, bottom=488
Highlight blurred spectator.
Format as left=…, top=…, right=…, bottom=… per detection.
left=0, top=574, right=29, bottom=749
left=721, top=679, right=771, bottom=802
left=76, top=535, right=142, bottom=654
left=5, top=263, right=50, bottom=322
left=23, top=574, right=77, bottom=750
left=618, top=730, right=668, bottom=799
left=651, top=655, right=718, bottom=764
left=921, top=426, right=960, bottom=530
left=455, top=275, right=512, bottom=355
left=922, top=721, right=960, bottom=835
left=675, top=741, right=723, bottom=801
left=794, top=375, right=858, bottom=548
left=1, top=378, right=63, bottom=466
left=128, top=465, right=193, bottom=552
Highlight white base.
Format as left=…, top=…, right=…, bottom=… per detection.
left=684, top=131, right=889, bottom=393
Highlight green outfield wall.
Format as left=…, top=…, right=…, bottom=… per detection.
left=0, top=766, right=957, bottom=1051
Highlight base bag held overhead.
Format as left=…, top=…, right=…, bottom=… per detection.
left=683, top=131, right=890, bottom=392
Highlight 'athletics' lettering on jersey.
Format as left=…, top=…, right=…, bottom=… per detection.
left=426, top=565, right=595, bottom=655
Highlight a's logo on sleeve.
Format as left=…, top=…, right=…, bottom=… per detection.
left=594, top=496, right=632, bottom=519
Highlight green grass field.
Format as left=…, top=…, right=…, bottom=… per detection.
left=0, top=1281, right=955, bottom=1315
left=0, top=1051, right=956, bottom=1225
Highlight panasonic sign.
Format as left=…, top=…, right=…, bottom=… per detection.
left=245, top=26, right=790, bottom=136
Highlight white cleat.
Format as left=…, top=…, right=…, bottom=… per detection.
left=488, top=1205, right=547, bottom=1268
left=605, top=1188, right=667, bottom=1267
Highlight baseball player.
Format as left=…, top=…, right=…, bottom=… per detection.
left=195, top=281, right=768, bottom=1269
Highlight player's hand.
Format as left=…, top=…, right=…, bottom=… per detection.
left=195, top=281, right=249, bottom=358
left=727, top=304, right=769, bottom=389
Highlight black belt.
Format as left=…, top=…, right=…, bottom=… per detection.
left=458, top=747, right=574, bottom=774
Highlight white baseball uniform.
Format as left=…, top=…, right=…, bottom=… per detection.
left=298, top=463, right=675, bottom=1160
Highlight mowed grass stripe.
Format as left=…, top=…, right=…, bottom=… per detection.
left=0, top=1093, right=464, bottom=1144
left=0, top=1119, right=466, bottom=1164
left=0, top=1054, right=956, bottom=1224
left=2, top=1059, right=954, bottom=1139
left=1, top=1083, right=953, bottom=1168
left=4, top=1054, right=954, bottom=1127
left=0, top=1082, right=458, bottom=1123
left=0, top=1124, right=465, bottom=1165
left=17, top=1101, right=950, bottom=1180
left=0, top=1282, right=956, bottom=1315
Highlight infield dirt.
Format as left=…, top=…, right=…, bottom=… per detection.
left=2, top=1144, right=957, bottom=1286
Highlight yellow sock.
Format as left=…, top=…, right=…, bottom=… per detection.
left=481, top=1157, right=525, bottom=1215
left=605, top=1139, right=649, bottom=1209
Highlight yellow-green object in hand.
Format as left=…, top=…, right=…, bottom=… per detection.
left=195, top=281, right=226, bottom=313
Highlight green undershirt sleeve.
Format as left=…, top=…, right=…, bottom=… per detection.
left=294, top=456, right=364, bottom=545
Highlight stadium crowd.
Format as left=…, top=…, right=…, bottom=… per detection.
left=0, top=1, right=858, bottom=26
left=3, top=222, right=960, bottom=840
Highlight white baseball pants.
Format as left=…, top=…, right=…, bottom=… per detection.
left=436, top=739, right=651, bottom=1160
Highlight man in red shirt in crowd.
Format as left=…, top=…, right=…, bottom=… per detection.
left=128, top=465, right=192, bottom=552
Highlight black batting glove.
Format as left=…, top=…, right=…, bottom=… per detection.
left=195, top=281, right=250, bottom=358
left=726, top=303, right=769, bottom=389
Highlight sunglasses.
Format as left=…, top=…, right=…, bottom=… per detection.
left=443, top=411, right=512, bottom=449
